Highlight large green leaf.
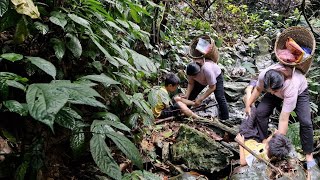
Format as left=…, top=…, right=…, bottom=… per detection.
left=127, top=113, right=139, bottom=128
left=106, top=21, right=125, bottom=33
left=68, top=13, right=90, bottom=29
left=100, top=28, right=113, bottom=40
left=0, top=72, right=27, bottom=92
left=116, top=19, right=130, bottom=29
left=90, top=134, right=121, bottom=180
left=148, top=87, right=170, bottom=107
left=26, top=56, right=56, bottom=79
left=110, top=43, right=128, bottom=59
left=0, top=53, right=23, bottom=62
left=104, top=120, right=131, bottom=132
left=49, top=11, right=67, bottom=29
left=6, top=80, right=26, bottom=91
left=127, top=49, right=157, bottom=74
left=70, top=128, right=85, bottom=156
left=50, top=38, right=65, bottom=60
left=129, top=7, right=140, bottom=23
left=132, top=93, right=153, bottom=117
left=115, top=86, right=131, bottom=106
left=113, top=57, right=136, bottom=71
left=0, top=82, right=9, bottom=100
left=3, top=100, right=28, bottom=116
left=114, top=72, right=140, bottom=87
left=0, top=0, right=9, bottom=17
left=141, top=113, right=153, bottom=126
left=128, top=21, right=140, bottom=30
left=55, top=107, right=81, bottom=129
left=0, top=72, right=28, bottom=83
left=81, top=74, right=120, bottom=87
left=34, top=22, right=49, bottom=35
left=89, top=35, right=119, bottom=67
left=106, top=132, right=143, bottom=169
left=53, top=81, right=106, bottom=108
left=0, top=8, right=19, bottom=31
left=91, top=120, right=115, bottom=134
left=26, top=84, right=69, bottom=130
left=66, top=33, right=82, bottom=58
left=54, top=81, right=102, bottom=97
left=94, top=112, right=131, bottom=132
left=126, top=1, right=150, bottom=16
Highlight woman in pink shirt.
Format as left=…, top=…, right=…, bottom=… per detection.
left=245, top=63, right=317, bottom=171
left=185, top=58, right=229, bottom=120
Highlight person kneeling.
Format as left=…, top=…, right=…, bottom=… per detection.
left=151, top=73, right=201, bottom=119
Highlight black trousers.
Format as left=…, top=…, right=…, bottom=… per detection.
left=256, top=89, right=314, bottom=154
left=239, top=106, right=260, bottom=142
left=188, top=73, right=229, bottom=120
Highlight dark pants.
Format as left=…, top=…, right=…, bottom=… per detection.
left=158, top=103, right=180, bottom=119
left=239, top=106, right=260, bottom=141
left=188, top=73, right=229, bottom=120
left=256, top=89, right=313, bottom=154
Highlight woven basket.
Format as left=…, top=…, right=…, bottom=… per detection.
left=189, top=35, right=219, bottom=63
left=275, top=26, right=316, bottom=74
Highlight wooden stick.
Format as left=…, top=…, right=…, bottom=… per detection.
left=182, top=0, right=208, bottom=22
left=155, top=116, right=175, bottom=124
left=234, top=137, right=283, bottom=176
left=301, top=0, right=320, bottom=37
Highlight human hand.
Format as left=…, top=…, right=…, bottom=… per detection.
left=236, top=133, right=245, bottom=143
left=194, top=98, right=203, bottom=106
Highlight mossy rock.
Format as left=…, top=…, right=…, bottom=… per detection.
left=172, top=124, right=234, bottom=172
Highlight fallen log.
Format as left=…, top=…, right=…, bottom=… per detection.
left=193, top=117, right=238, bottom=136
left=155, top=116, right=237, bottom=136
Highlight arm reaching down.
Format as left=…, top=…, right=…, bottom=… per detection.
left=194, top=84, right=216, bottom=106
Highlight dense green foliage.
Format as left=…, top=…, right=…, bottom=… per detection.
left=0, top=0, right=319, bottom=179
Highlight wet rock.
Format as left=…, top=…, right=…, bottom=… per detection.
left=255, top=36, right=271, bottom=55
left=235, top=42, right=249, bottom=55
left=228, top=101, right=246, bottom=124
left=242, top=56, right=255, bottom=63
left=224, top=82, right=248, bottom=102
left=195, top=95, right=219, bottom=118
left=172, top=124, right=234, bottom=172
left=230, top=158, right=307, bottom=180
left=255, top=54, right=273, bottom=72
left=230, top=162, right=268, bottom=180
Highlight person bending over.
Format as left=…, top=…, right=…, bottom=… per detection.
left=244, top=63, right=318, bottom=172
left=185, top=59, right=229, bottom=120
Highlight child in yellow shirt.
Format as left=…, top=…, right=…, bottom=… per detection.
left=151, top=73, right=201, bottom=119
